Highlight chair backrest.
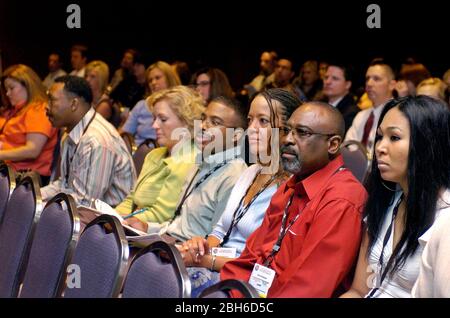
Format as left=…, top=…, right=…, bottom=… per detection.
left=63, top=215, right=129, bottom=298
left=199, top=279, right=260, bottom=298
left=340, top=140, right=370, bottom=184
left=120, top=131, right=136, bottom=155
left=132, top=139, right=158, bottom=175
left=122, top=240, right=191, bottom=298
left=0, top=163, right=16, bottom=225
left=0, top=174, right=42, bottom=298
left=19, top=193, right=81, bottom=298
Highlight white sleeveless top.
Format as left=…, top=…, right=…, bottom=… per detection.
left=365, top=189, right=450, bottom=298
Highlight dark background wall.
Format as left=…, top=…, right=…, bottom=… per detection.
left=1, top=0, right=449, bottom=91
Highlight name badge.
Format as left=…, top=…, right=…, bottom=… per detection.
left=248, top=263, right=276, bottom=298
left=211, top=247, right=236, bottom=258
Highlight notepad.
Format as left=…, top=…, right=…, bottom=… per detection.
left=77, top=199, right=148, bottom=237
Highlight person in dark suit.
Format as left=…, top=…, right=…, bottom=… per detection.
left=322, top=63, right=359, bottom=133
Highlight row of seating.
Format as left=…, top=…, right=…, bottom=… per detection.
left=0, top=164, right=258, bottom=298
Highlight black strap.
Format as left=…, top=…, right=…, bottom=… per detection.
left=220, top=171, right=278, bottom=247
left=367, top=193, right=404, bottom=298
left=262, top=165, right=346, bottom=268
left=170, top=159, right=233, bottom=222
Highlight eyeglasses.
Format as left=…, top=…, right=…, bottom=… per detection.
left=194, top=80, right=211, bottom=88
left=280, top=126, right=337, bottom=139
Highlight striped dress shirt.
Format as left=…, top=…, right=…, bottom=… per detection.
left=41, top=107, right=136, bottom=206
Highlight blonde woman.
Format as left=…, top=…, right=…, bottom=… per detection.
left=416, top=77, right=448, bottom=103
left=120, top=61, right=181, bottom=146
left=0, top=64, right=58, bottom=184
left=85, top=60, right=116, bottom=123
left=118, top=86, right=204, bottom=225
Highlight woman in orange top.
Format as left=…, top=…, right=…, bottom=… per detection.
left=0, top=64, right=58, bottom=185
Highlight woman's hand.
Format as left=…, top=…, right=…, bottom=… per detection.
left=181, top=236, right=210, bottom=265
left=122, top=216, right=148, bottom=232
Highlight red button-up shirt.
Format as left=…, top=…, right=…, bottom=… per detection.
left=220, top=155, right=367, bottom=297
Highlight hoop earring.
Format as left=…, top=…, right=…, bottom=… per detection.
left=381, top=181, right=398, bottom=192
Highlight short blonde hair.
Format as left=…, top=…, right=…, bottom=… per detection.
left=85, top=60, right=110, bottom=94
left=147, top=85, right=205, bottom=135
left=417, top=77, right=448, bottom=101
left=1, top=64, right=47, bottom=107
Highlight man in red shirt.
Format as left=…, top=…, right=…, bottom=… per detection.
left=220, top=102, right=367, bottom=298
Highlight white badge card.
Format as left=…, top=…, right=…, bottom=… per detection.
left=211, top=247, right=236, bottom=258
left=248, top=263, right=276, bottom=298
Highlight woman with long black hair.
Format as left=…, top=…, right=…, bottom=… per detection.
left=341, top=95, right=450, bottom=298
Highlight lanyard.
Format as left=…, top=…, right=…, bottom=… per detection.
left=171, top=159, right=232, bottom=221
left=263, top=193, right=296, bottom=267
left=262, top=165, right=345, bottom=268
left=64, top=111, right=96, bottom=186
left=367, top=193, right=404, bottom=298
left=220, top=171, right=278, bottom=247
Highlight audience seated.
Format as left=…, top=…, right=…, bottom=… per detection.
left=416, top=77, right=449, bottom=103
left=119, top=61, right=181, bottom=146
left=85, top=60, right=118, bottom=125
left=69, top=44, right=88, bottom=78
left=108, top=49, right=137, bottom=94
left=221, top=102, right=367, bottom=297
left=395, top=62, right=431, bottom=97
left=41, top=75, right=136, bottom=207
left=109, top=50, right=147, bottom=111
left=265, top=58, right=305, bottom=101
left=0, top=64, right=58, bottom=185
left=42, top=52, right=67, bottom=89
left=125, top=96, right=248, bottom=242
left=341, top=96, right=450, bottom=298
left=293, top=60, right=323, bottom=101
left=345, top=58, right=396, bottom=155
left=116, top=86, right=204, bottom=223
left=322, top=62, right=359, bottom=133
left=179, top=88, right=301, bottom=297
left=192, top=67, right=234, bottom=104
left=243, top=51, right=277, bottom=98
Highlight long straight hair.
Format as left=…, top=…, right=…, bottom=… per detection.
left=365, top=95, right=450, bottom=275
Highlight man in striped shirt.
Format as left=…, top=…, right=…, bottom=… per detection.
left=42, top=75, right=136, bottom=206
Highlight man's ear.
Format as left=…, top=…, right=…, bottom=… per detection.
left=328, top=135, right=342, bottom=155
left=71, top=98, right=79, bottom=112
left=233, top=127, right=245, bottom=144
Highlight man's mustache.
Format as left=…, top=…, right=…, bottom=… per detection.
left=280, top=145, right=297, bottom=156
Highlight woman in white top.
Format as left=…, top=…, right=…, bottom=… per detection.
left=413, top=205, right=450, bottom=298
left=341, top=95, right=450, bottom=298
left=179, top=88, right=302, bottom=297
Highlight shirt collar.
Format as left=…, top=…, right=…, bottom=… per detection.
left=197, top=146, right=241, bottom=168
left=68, top=107, right=96, bottom=145
left=372, top=100, right=390, bottom=116
left=329, top=95, right=345, bottom=107
left=285, top=155, right=345, bottom=200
